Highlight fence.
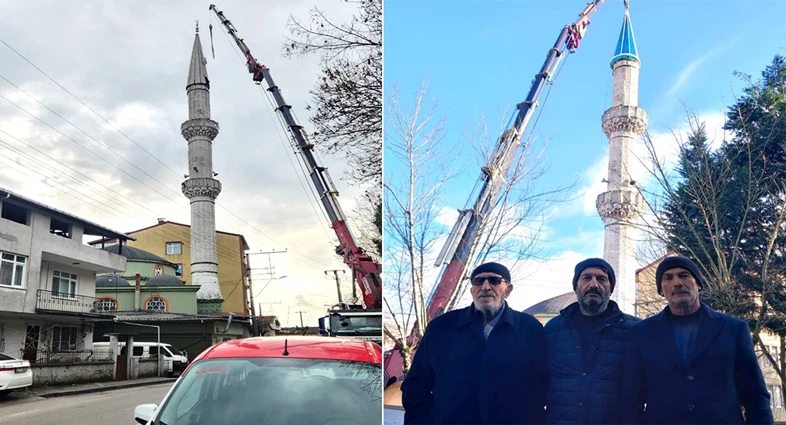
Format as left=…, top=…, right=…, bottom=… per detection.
left=20, top=348, right=103, bottom=364
left=35, top=290, right=113, bottom=314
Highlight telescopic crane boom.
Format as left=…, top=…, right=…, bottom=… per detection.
left=209, top=4, right=382, bottom=310
left=384, top=0, right=605, bottom=380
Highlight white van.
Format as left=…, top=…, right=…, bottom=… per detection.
left=92, top=341, right=189, bottom=377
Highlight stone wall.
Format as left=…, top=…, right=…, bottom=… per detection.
left=31, top=361, right=114, bottom=387
left=139, top=359, right=160, bottom=378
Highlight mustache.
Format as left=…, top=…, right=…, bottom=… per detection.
left=478, top=291, right=497, bottom=297
left=672, top=289, right=690, bottom=295
left=584, top=289, right=602, bottom=296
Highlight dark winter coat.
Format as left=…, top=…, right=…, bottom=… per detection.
left=544, top=300, right=640, bottom=424
left=621, top=303, right=773, bottom=425
left=401, top=303, right=548, bottom=424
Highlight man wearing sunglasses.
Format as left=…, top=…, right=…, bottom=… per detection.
left=543, top=258, right=640, bottom=424
left=402, top=262, right=548, bottom=424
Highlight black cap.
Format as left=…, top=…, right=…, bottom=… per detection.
left=573, top=258, right=616, bottom=293
left=470, top=262, right=511, bottom=283
left=655, top=256, right=704, bottom=295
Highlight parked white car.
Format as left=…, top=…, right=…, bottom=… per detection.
left=0, top=353, right=32, bottom=396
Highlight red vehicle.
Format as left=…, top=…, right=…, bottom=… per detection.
left=134, top=336, right=382, bottom=425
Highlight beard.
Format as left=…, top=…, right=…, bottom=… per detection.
left=578, top=290, right=608, bottom=315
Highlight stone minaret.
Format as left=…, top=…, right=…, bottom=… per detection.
left=595, top=2, right=647, bottom=315
left=182, top=25, right=223, bottom=313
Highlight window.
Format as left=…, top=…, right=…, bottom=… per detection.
left=0, top=252, right=26, bottom=287
left=154, top=264, right=164, bottom=276
left=49, top=218, right=71, bottom=238
left=776, top=386, right=783, bottom=408
left=1, top=202, right=28, bottom=225
left=52, top=270, right=77, bottom=298
left=133, top=346, right=144, bottom=356
left=146, top=297, right=167, bottom=312
left=176, top=264, right=183, bottom=277
left=94, top=297, right=118, bottom=312
left=166, top=242, right=182, bottom=255
left=770, top=387, right=775, bottom=408
left=51, top=326, right=78, bottom=351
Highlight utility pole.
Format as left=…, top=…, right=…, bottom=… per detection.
left=296, top=310, right=306, bottom=328
left=325, top=269, right=346, bottom=306
left=245, top=249, right=287, bottom=336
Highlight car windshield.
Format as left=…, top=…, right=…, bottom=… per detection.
left=165, top=345, right=183, bottom=356
left=334, top=315, right=382, bottom=333
left=0, top=353, right=14, bottom=361
left=155, top=357, right=381, bottom=425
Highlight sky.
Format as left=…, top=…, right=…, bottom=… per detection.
left=0, top=0, right=369, bottom=327
left=383, top=0, right=786, bottom=313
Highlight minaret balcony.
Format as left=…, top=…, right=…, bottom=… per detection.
left=602, top=105, right=648, bottom=138
left=596, top=189, right=646, bottom=223
left=181, top=118, right=219, bottom=141
left=182, top=177, right=222, bottom=199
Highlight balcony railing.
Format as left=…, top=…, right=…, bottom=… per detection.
left=35, top=290, right=114, bottom=315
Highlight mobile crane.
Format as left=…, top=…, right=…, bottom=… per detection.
left=208, top=4, right=383, bottom=312
left=383, top=0, right=606, bottom=382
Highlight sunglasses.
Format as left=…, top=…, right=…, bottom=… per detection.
left=471, top=276, right=505, bottom=286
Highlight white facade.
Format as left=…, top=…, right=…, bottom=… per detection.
left=0, top=192, right=129, bottom=361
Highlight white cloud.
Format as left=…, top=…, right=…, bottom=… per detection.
left=0, top=0, right=363, bottom=327
left=665, top=46, right=727, bottom=98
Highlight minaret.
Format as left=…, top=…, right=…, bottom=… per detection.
left=181, top=24, right=223, bottom=313
left=596, top=1, right=647, bottom=315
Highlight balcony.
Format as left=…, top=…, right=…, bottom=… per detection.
left=35, top=290, right=114, bottom=315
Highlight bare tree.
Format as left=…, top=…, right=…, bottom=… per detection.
left=348, top=185, right=382, bottom=261
left=448, top=112, right=579, bottom=305
left=383, top=83, right=457, bottom=375
left=283, top=0, right=382, bottom=186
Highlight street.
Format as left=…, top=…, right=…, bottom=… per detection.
left=0, top=383, right=172, bottom=425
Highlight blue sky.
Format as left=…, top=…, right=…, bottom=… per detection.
left=383, top=0, right=786, bottom=310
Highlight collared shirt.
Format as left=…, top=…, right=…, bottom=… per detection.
left=482, top=301, right=507, bottom=340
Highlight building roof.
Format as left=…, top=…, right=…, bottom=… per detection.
left=522, top=292, right=576, bottom=315
left=146, top=274, right=186, bottom=286
left=195, top=336, right=382, bottom=363
left=113, top=310, right=220, bottom=322
left=610, top=8, right=639, bottom=68
left=96, top=275, right=131, bottom=287
left=100, top=244, right=173, bottom=265
left=0, top=187, right=134, bottom=242
left=86, top=220, right=249, bottom=250
left=187, top=29, right=209, bottom=89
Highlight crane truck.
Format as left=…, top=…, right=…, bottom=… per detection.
left=383, top=0, right=606, bottom=384
left=208, top=5, right=383, bottom=333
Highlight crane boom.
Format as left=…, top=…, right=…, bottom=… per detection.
left=384, top=0, right=605, bottom=380
left=209, top=4, right=382, bottom=310
left=428, top=0, right=604, bottom=320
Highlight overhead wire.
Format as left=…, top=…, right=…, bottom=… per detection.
left=0, top=38, right=335, bottom=271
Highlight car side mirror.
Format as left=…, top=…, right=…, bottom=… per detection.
left=134, top=404, right=158, bottom=424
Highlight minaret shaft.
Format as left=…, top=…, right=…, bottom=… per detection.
left=182, top=31, right=223, bottom=308
left=596, top=9, right=647, bottom=315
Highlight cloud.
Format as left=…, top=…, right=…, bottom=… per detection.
left=0, top=0, right=364, bottom=327
left=665, top=45, right=728, bottom=99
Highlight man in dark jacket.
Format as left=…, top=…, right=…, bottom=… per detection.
left=544, top=258, right=640, bottom=424
left=401, top=262, right=548, bottom=424
left=622, top=256, right=773, bottom=424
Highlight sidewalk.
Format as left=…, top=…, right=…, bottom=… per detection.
left=25, top=376, right=174, bottom=398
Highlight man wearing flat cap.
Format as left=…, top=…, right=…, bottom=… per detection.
left=621, top=256, right=773, bottom=424
left=543, top=258, right=640, bottom=424
left=402, top=262, right=548, bottom=424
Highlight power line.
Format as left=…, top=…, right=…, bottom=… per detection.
left=0, top=37, right=335, bottom=271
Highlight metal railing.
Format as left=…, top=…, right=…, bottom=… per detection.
left=35, top=289, right=113, bottom=315
left=19, top=348, right=103, bottom=364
